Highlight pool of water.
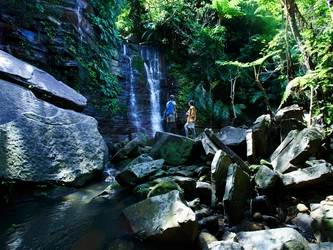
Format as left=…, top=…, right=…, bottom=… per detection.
left=0, top=182, right=191, bottom=250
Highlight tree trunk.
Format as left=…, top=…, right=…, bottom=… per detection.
left=280, top=0, right=314, bottom=71
left=284, top=11, right=296, bottom=81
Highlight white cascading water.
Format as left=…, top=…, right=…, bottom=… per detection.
left=141, top=46, right=164, bottom=135
left=123, top=44, right=141, bottom=131
left=76, top=0, right=85, bottom=41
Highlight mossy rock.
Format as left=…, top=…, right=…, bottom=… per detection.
left=147, top=180, right=183, bottom=198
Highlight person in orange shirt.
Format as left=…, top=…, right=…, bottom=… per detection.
left=184, top=100, right=197, bottom=138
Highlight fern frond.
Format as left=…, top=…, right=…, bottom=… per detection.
left=250, top=91, right=263, bottom=104
left=213, top=100, right=230, bottom=120
left=278, top=74, right=313, bottom=109
left=234, top=103, right=246, bottom=116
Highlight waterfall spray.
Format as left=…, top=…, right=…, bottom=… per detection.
left=141, top=46, right=164, bottom=135
left=123, top=45, right=141, bottom=131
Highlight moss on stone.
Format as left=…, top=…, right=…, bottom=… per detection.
left=161, top=140, right=193, bottom=165
left=147, top=180, right=183, bottom=198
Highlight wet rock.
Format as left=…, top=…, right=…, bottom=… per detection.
left=291, top=213, right=313, bottom=239
left=201, top=133, right=219, bottom=160
left=250, top=195, right=275, bottom=216
left=274, top=104, right=306, bottom=141
left=262, top=215, right=279, bottom=228
left=281, top=160, right=333, bottom=190
left=223, top=164, right=251, bottom=225
left=111, top=133, right=149, bottom=163
left=237, top=227, right=311, bottom=250
left=216, top=126, right=247, bottom=158
left=115, top=159, right=164, bottom=187
left=149, top=132, right=204, bottom=166
left=211, top=149, right=233, bottom=207
left=196, top=181, right=212, bottom=206
left=0, top=80, right=107, bottom=186
left=194, top=205, right=211, bottom=220
left=310, top=196, right=333, bottom=242
left=254, top=165, right=279, bottom=190
left=270, top=128, right=323, bottom=174
left=198, top=215, right=219, bottom=234
left=252, top=114, right=271, bottom=159
left=195, top=230, right=218, bottom=250
left=0, top=50, right=87, bottom=111
left=123, top=190, right=198, bottom=243
left=204, top=241, right=243, bottom=250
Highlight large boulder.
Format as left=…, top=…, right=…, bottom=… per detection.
left=216, top=126, right=247, bottom=158
left=123, top=190, right=198, bottom=244
left=211, top=149, right=233, bottom=207
left=149, top=132, right=204, bottom=166
left=274, top=104, right=306, bottom=141
left=0, top=50, right=87, bottom=111
left=310, top=196, right=333, bottom=242
left=254, top=164, right=279, bottom=190
left=223, top=164, right=251, bottom=225
left=270, top=128, right=322, bottom=174
left=237, top=227, right=310, bottom=250
left=0, top=80, right=108, bottom=186
left=111, top=132, right=149, bottom=163
left=281, top=160, right=333, bottom=190
left=252, top=114, right=271, bottom=159
left=115, top=159, right=165, bottom=187
left=204, top=241, right=243, bottom=250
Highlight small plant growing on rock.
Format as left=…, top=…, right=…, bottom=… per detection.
left=147, top=180, right=183, bottom=198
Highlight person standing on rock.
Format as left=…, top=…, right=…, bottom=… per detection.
left=165, top=94, right=177, bottom=133
left=184, top=100, right=197, bottom=138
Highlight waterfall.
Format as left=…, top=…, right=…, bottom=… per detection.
left=141, top=46, right=164, bottom=136
left=123, top=45, right=141, bottom=131
left=121, top=45, right=164, bottom=138
left=76, top=0, right=84, bottom=41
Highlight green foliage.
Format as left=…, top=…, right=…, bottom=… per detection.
left=213, top=100, right=231, bottom=120
left=68, top=0, right=123, bottom=114
left=118, top=0, right=333, bottom=134
left=212, top=0, right=245, bottom=19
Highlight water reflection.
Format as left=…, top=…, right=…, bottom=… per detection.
left=0, top=182, right=194, bottom=250
left=0, top=182, right=138, bottom=250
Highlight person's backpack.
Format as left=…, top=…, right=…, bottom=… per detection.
left=165, top=101, right=174, bottom=116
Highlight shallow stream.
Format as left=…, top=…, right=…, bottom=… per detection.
left=0, top=181, right=188, bottom=250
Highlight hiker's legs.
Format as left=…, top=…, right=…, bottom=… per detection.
left=166, top=114, right=176, bottom=133
left=191, top=127, right=196, bottom=138
left=184, top=123, right=189, bottom=137
left=170, top=122, right=176, bottom=133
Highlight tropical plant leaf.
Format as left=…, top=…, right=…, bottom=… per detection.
left=233, top=103, right=246, bottom=116
left=278, top=74, right=314, bottom=109
left=216, top=50, right=281, bottom=68
left=188, top=82, right=213, bottom=111
left=278, top=67, right=333, bottom=109
left=250, top=91, right=263, bottom=104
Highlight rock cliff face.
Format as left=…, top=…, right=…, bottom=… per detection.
left=0, top=0, right=95, bottom=69
left=0, top=0, right=171, bottom=143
